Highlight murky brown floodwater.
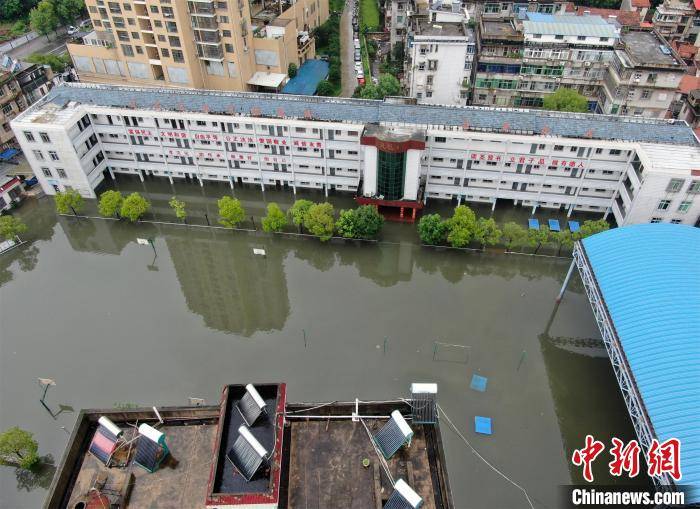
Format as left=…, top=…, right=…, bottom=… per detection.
left=0, top=180, right=647, bottom=509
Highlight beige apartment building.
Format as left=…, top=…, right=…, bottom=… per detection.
left=67, top=0, right=328, bottom=91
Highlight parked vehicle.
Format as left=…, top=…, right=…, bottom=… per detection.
left=67, top=26, right=78, bottom=35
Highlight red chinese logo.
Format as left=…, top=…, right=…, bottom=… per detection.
left=647, top=438, right=681, bottom=481
left=608, top=438, right=640, bottom=478
left=572, top=435, right=605, bottom=482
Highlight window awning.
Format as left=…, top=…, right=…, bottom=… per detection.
left=247, top=72, right=286, bottom=88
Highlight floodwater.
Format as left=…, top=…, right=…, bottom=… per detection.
left=0, top=182, right=647, bottom=509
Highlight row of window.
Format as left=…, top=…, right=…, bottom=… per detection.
left=666, top=178, right=700, bottom=194
left=657, top=198, right=696, bottom=213
left=32, top=149, right=60, bottom=161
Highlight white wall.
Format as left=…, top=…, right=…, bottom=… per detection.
left=362, top=145, right=377, bottom=196
left=404, top=149, right=422, bottom=200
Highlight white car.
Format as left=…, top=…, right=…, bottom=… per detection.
left=67, top=26, right=78, bottom=35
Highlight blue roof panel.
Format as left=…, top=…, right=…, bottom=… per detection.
left=582, top=224, right=700, bottom=502
left=40, top=84, right=700, bottom=146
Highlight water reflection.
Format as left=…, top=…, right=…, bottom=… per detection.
left=13, top=455, right=56, bottom=493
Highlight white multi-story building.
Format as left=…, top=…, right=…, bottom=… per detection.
left=406, top=20, right=475, bottom=105
left=11, top=83, right=700, bottom=227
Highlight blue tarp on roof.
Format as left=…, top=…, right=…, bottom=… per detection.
left=282, top=60, right=329, bottom=96
left=582, top=224, right=700, bottom=503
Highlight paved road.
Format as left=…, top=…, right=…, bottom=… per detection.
left=340, top=0, right=356, bottom=97
left=6, top=28, right=70, bottom=60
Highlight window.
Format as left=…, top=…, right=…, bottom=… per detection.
left=219, top=15, right=228, bottom=22
left=427, top=60, right=437, bottom=71
left=222, top=29, right=232, bottom=37
left=41, top=167, right=52, bottom=177
left=135, top=46, right=143, bottom=54
left=158, top=34, right=166, bottom=42
left=172, top=49, right=184, bottom=62
left=49, top=151, right=59, bottom=161
left=24, top=131, right=35, bottom=142
left=166, top=21, right=177, bottom=32
left=40, top=132, right=50, bottom=142
left=641, top=90, right=651, bottom=99
left=657, top=200, right=671, bottom=210
left=33, top=150, right=44, bottom=160
left=688, top=180, right=700, bottom=194
left=225, top=43, right=234, bottom=52
left=577, top=36, right=586, bottom=41
left=168, top=36, right=181, bottom=47
left=609, top=149, right=621, bottom=155
left=670, top=219, right=682, bottom=224
left=666, top=178, right=684, bottom=192
left=57, top=168, right=67, bottom=179
left=554, top=145, right=564, bottom=151
left=677, top=201, right=691, bottom=213
left=418, top=62, right=425, bottom=71
left=121, top=44, right=134, bottom=56
left=595, top=148, right=603, bottom=154
left=149, top=4, right=158, bottom=12
left=434, top=136, right=446, bottom=143
left=161, top=48, right=170, bottom=57
left=650, top=217, right=662, bottom=223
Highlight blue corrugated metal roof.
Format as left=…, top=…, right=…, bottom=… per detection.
left=40, top=84, right=699, bottom=146
left=282, top=59, right=329, bottom=96
left=582, top=224, right=700, bottom=502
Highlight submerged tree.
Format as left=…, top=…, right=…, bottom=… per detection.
left=337, top=205, right=383, bottom=239
left=304, top=202, right=335, bottom=241
left=98, top=190, right=123, bottom=218
left=288, top=199, right=314, bottom=232
left=552, top=229, right=574, bottom=256
left=446, top=205, right=477, bottom=248
left=217, top=196, right=245, bottom=228
left=501, top=221, right=527, bottom=252
left=54, top=189, right=84, bottom=216
left=474, top=217, right=502, bottom=249
left=120, top=192, right=150, bottom=222
left=417, top=213, right=447, bottom=245
left=0, top=215, right=28, bottom=242
left=527, top=225, right=551, bottom=254
left=0, top=427, right=39, bottom=470
left=576, top=219, right=610, bottom=240
left=169, top=196, right=187, bottom=223
left=262, top=202, right=287, bottom=233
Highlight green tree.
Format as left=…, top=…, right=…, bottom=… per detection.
left=553, top=229, right=574, bottom=256
left=359, top=83, right=383, bottom=100
left=26, top=52, right=72, bottom=72
left=378, top=73, right=400, bottom=97
left=543, top=88, right=588, bottom=113
left=10, top=19, right=27, bottom=36
left=98, top=190, right=122, bottom=218
left=288, top=199, right=313, bottom=231
left=169, top=196, right=186, bottom=222
left=217, top=196, right=245, bottom=228
left=120, top=192, right=150, bottom=222
left=0, top=215, right=27, bottom=241
left=316, top=80, right=335, bottom=96
left=288, top=62, right=298, bottom=78
left=446, top=205, right=477, bottom=248
left=303, top=202, right=335, bottom=241
left=54, top=0, right=84, bottom=24
left=262, top=202, right=287, bottom=233
left=392, top=42, right=404, bottom=62
left=0, top=427, right=39, bottom=470
left=54, top=189, right=84, bottom=215
left=29, top=0, right=59, bottom=39
left=474, top=217, right=502, bottom=249
left=576, top=219, right=610, bottom=239
left=527, top=225, right=550, bottom=254
left=418, top=213, right=447, bottom=245
left=336, top=205, right=383, bottom=239
left=501, top=221, right=527, bottom=252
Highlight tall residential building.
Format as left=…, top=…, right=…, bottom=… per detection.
left=405, top=18, right=475, bottom=105
left=599, top=30, right=686, bottom=118
left=67, top=0, right=328, bottom=91
left=11, top=83, right=700, bottom=227
left=651, top=0, right=700, bottom=44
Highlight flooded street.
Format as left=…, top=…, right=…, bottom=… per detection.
left=0, top=189, right=646, bottom=508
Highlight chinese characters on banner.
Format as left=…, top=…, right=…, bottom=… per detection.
left=469, top=152, right=585, bottom=169
left=572, top=435, right=681, bottom=483
left=165, top=148, right=290, bottom=165
left=154, top=131, right=325, bottom=149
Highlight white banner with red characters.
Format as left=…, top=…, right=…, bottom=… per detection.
left=469, top=152, right=585, bottom=169
left=156, top=131, right=325, bottom=150
left=126, top=128, right=153, bottom=136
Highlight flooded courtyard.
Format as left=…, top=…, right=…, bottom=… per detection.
left=0, top=189, right=647, bottom=509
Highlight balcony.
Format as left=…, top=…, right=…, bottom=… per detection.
left=196, top=43, right=224, bottom=60
left=188, top=0, right=216, bottom=16
left=191, top=16, right=219, bottom=30
left=194, top=30, right=221, bottom=43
